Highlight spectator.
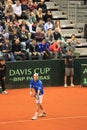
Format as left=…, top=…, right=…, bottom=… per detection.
left=38, top=39, right=51, bottom=59
left=20, top=20, right=29, bottom=31
left=12, top=19, right=21, bottom=33
left=5, top=18, right=11, bottom=33
left=54, top=20, right=62, bottom=34
left=29, top=21, right=37, bottom=39
left=12, top=38, right=28, bottom=60
left=37, top=19, right=44, bottom=31
left=12, top=0, right=22, bottom=20
left=49, top=40, right=62, bottom=59
left=53, top=27, right=62, bottom=41
left=45, top=10, right=53, bottom=22
left=45, top=28, right=54, bottom=45
left=44, top=18, right=54, bottom=32
left=66, top=34, right=80, bottom=53
left=11, top=29, right=20, bottom=43
left=2, top=38, right=15, bottom=61
left=27, top=11, right=37, bottom=24
left=20, top=25, right=30, bottom=50
left=28, top=0, right=37, bottom=12
left=28, top=39, right=41, bottom=60
left=21, top=0, right=29, bottom=19
left=64, top=50, right=75, bottom=87
left=5, top=21, right=14, bottom=39
left=5, top=0, right=15, bottom=21
left=37, top=0, right=47, bottom=13
left=34, top=27, right=45, bottom=42
left=36, top=8, right=45, bottom=22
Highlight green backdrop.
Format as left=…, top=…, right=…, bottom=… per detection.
left=6, top=58, right=87, bottom=89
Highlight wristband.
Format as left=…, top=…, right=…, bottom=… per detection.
left=30, top=91, right=33, bottom=95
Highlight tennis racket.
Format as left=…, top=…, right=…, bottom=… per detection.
left=33, top=94, right=39, bottom=100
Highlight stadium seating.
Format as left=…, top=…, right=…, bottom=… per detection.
left=48, top=0, right=87, bottom=57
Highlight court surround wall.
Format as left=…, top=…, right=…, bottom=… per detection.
left=6, top=58, right=87, bottom=88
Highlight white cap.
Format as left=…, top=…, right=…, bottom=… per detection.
left=33, top=73, right=39, bottom=77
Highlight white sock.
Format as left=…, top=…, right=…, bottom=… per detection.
left=34, top=112, right=38, bottom=117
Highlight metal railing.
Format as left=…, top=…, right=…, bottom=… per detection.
left=53, top=0, right=87, bottom=26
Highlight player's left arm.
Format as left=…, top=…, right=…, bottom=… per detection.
left=29, top=80, right=33, bottom=96
left=30, top=87, right=33, bottom=96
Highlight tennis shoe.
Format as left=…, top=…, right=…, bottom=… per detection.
left=32, top=116, right=38, bottom=120
left=64, top=84, right=67, bottom=88
left=2, top=90, right=8, bottom=94
left=71, top=83, right=75, bottom=87
left=38, top=112, right=46, bottom=117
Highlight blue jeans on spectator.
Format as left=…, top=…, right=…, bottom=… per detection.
left=3, top=52, right=16, bottom=62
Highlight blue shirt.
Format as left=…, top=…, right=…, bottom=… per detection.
left=30, top=79, right=44, bottom=95
left=38, top=42, right=50, bottom=52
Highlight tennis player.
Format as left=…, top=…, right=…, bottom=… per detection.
left=29, top=73, right=46, bottom=120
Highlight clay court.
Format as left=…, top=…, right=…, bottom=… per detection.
left=0, top=86, right=87, bottom=130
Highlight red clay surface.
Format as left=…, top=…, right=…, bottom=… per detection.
left=0, top=86, right=87, bottom=130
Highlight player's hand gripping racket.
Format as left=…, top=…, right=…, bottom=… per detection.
left=33, top=94, right=39, bottom=100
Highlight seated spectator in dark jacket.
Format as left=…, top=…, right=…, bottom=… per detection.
left=21, top=0, right=29, bottom=19
left=20, top=25, right=30, bottom=50
left=45, top=10, right=53, bottom=22
left=38, top=39, right=51, bottom=59
left=11, top=29, right=20, bottom=43
left=2, top=38, right=15, bottom=61
left=34, top=27, right=45, bottom=42
left=53, top=27, right=62, bottom=41
left=37, top=0, right=47, bottom=13
left=20, top=20, right=29, bottom=31
left=28, top=39, right=41, bottom=60
left=12, top=38, right=28, bottom=60
left=29, top=21, right=37, bottom=39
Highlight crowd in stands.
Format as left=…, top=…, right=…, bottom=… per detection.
left=0, top=0, right=80, bottom=62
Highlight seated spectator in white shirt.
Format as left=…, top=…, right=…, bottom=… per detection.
left=44, top=18, right=53, bottom=32
left=12, top=0, right=22, bottom=20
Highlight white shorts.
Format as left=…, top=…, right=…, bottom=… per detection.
left=36, top=95, right=43, bottom=104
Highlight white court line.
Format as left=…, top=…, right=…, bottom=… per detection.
left=0, top=116, right=87, bottom=125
